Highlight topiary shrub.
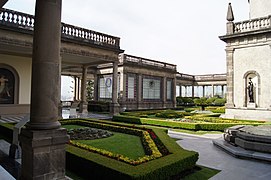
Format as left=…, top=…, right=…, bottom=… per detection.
left=176, top=97, right=195, bottom=106
left=213, top=98, right=226, bottom=106
left=155, top=110, right=184, bottom=119
left=212, top=107, right=225, bottom=113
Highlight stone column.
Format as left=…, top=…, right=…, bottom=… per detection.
left=122, top=73, right=127, bottom=102
left=93, top=70, right=98, bottom=101
left=172, top=77, right=177, bottom=108
left=226, top=48, right=235, bottom=108
left=179, top=85, right=182, bottom=97
left=212, top=84, right=215, bottom=97
left=79, top=66, right=88, bottom=113
left=78, top=78, right=81, bottom=100
left=222, top=85, right=225, bottom=98
left=110, top=61, right=120, bottom=115
left=73, top=76, right=78, bottom=101
left=137, top=74, right=142, bottom=109
left=162, top=77, right=167, bottom=108
left=20, top=0, right=69, bottom=179
left=191, top=84, right=195, bottom=98
left=202, top=85, right=205, bottom=97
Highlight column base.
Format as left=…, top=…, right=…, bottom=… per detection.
left=226, top=102, right=235, bottom=108
left=110, top=103, right=120, bottom=115
left=19, top=128, right=69, bottom=180
left=79, top=101, right=88, bottom=114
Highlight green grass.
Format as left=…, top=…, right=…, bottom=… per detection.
left=183, top=165, right=220, bottom=180
left=63, top=124, right=85, bottom=130
left=75, top=132, right=145, bottom=159
left=172, top=129, right=222, bottom=135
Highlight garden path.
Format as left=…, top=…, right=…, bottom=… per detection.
left=168, top=130, right=271, bottom=180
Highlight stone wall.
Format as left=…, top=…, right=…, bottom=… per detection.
left=249, top=0, right=271, bottom=19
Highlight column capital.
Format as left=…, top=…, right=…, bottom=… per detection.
left=225, top=47, right=235, bottom=53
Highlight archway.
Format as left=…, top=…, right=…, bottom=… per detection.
left=0, top=64, right=19, bottom=104
left=243, top=71, right=260, bottom=107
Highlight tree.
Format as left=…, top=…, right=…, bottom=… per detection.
left=86, top=80, right=94, bottom=101
left=193, top=97, right=209, bottom=111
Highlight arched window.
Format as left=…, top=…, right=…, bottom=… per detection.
left=0, top=65, right=18, bottom=104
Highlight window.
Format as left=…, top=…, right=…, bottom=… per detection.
left=99, top=77, right=112, bottom=98
left=167, top=80, right=172, bottom=100
left=143, top=78, right=160, bottom=99
left=127, top=76, right=135, bottom=99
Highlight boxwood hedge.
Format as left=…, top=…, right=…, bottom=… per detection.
left=0, top=121, right=198, bottom=179
left=113, top=115, right=266, bottom=131
left=65, top=121, right=198, bottom=180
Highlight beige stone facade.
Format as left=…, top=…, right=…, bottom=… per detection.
left=220, top=2, right=271, bottom=120
left=249, top=0, right=271, bottom=19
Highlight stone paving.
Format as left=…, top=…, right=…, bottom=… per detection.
left=168, top=130, right=271, bottom=180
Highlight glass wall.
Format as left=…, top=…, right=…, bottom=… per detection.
left=143, top=78, right=161, bottom=99
left=127, top=76, right=135, bottom=99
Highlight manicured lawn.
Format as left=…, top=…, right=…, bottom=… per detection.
left=63, top=124, right=146, bottom=159
left=63, top=124, right=85, bottom=130
left=75, top=132, right=145, bottom=159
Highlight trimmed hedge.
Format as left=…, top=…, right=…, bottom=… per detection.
left=0, top=120, right=198, bottom=179
left=113, top=115, right=266, bottom=132
left=112, top=115, right=142, bottom=124
left=65, top=120, right=198, bottom=180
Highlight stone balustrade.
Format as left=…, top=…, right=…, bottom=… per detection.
left=0, top=8, right=34, bottom=30
left=122, top=54, right=177, bottom=71
left=0, top=8, right=120, bottom=48
left=176, top=73, right=195, bottom=80
left=176, top=73, right=227, bottom=82
left=234, top=16, right=271, bottom=33
left=195, top=74, right=227, bottom=81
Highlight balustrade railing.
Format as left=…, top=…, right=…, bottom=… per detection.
left=195, top=74, right=226, bottom=81
left=176, top=73, right=195, bottom=80
left=0, top=8, right=120, bottom=48
left=0, top=8, right=34, bottom=30
left=234, top=16, right=271, bottom=33
left=122, top=54, right=176, bottom=71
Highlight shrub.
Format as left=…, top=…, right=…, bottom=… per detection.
left=213, top=98, right=226, bottom=106
left=113, top=115, right=266, bottom=132
left=155, top=110, right=184, bottom=119
left=211, top=107, right=225, bottom=113
left=176, top=97, right=194, bottom=106
left=112, top=115, right=142, bottom=124
left=194, top=97, right=209, bottom=110
left=64, top=120, right=198, bottom=179
left=88, top=101, right=110, bottom=112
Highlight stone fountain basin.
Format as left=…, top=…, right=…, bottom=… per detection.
left=235, top=125, right=271, bottom=153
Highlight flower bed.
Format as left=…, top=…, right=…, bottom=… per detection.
left=113, top=115, right=266, bottom=131
left=62, top=119, right=198, bottom=179
left=61, top=119, right=166, bottom=165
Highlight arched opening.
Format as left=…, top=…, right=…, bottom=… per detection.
left=0, top=64, right=19, bottom=104
left=243, top=71, right=260, bottom=107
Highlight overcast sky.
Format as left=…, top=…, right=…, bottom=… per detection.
left=4, top=0, right=249, bottom=75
